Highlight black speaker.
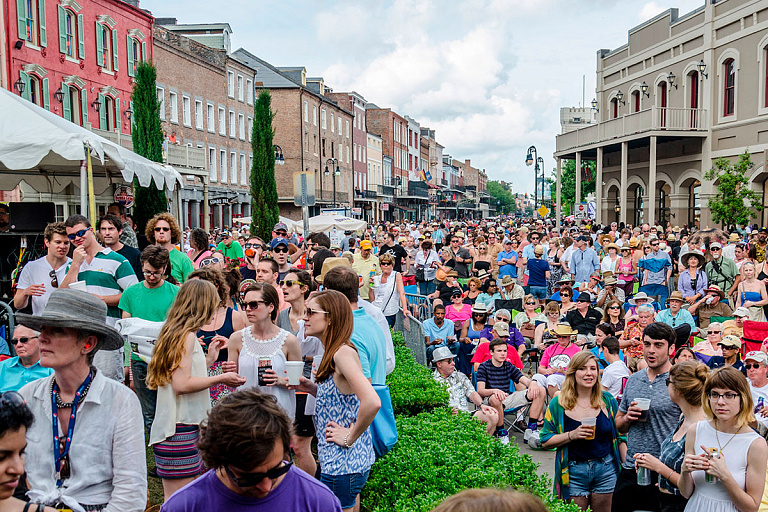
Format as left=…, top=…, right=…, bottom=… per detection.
left=9, top=202, right=56, bottom=232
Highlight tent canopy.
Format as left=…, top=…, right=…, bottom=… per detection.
left=232, top=216, right=298, bottom=231
left=0, top=88, right=182, bottom=192
left=233, top=214, right=366, bottom=233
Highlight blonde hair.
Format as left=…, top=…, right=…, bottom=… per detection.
left=702, top=366, right=755, bottom=428
left=147, top=279, right=219, bottom=389
left=558, top=351, right=603, bottom=410
left=669, top=360, right=709, bottom=407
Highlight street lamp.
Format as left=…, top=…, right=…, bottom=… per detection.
left=666, top=71, right=678, bottom=90
left=640, top=81, right=650, bottom=98
left=698, top=59, right=708, bottom=79
left=273, top=145, right=285, bottom=166
left=591, top=98, right=599, bottom=112
left=324, top=158, right=340, bottom=208
left=525, top=146, right=538, bottom=215
left=13, top=77, right=25, bottom=95
left=616, top=90, right=626, bottom=105
left=54, top=87, right=64, bottom=103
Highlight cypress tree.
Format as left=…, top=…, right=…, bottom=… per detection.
left=250, top=89, right=279, bottom=240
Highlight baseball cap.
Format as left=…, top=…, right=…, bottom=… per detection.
left=710, top=242, right=722, bottom=249
left=269, top=237, right=289, bottom=250
left=273, top=222, right=289, bottom=233
left=745, top=351, right=768, bottom=364
left=360, top=240, right=372, bottom=251
left=734, top=307, right=749, bottom=318
left=493, top=321, right=510, bottom=337
left=720, top=335, right=741, bottom=349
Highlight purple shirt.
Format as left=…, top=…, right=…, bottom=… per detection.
left=160, top=467, right=342, bottom=512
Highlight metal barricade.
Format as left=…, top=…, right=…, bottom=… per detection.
left=404, top=292, right=432, bottom=322
left=0, top=299, right=16, bottom=356
left=394, top=310, right=427, bottom=367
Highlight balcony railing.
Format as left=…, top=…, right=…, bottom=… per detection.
left=91, top=127, right=133, bottom=151
left=364, top=189, right=377, bottom=199
left=378, top=184, right=394, bottom=196
left=314, top=188, right=349, bottom=204
left=556, top=106, right=708, bottom=153
left=441, top=178, right=448, bottom=186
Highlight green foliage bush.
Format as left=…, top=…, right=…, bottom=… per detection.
left=362, top=407, right=580, bottom=512
left=388, top=346, right=448, bottom=416
left=391, top=329, right=406, bottom=347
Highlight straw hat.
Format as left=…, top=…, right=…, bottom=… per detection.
left=315, top=257, right=352, bottom=284
left=668, top=291, right=684, bottom=302
left=500, top=275, right=515, bottom=287
left=682, top=250, right=706, bottom=268
left=553, top=323, right=577, bottom=336
left=628, top=292, right=651, bottom=305
left=629, top=237, right=639, bottom=248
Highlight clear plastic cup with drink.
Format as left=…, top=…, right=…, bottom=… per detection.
left=581, top=417, right=597, bottom=440
left=634, top=398, right=651, bottom=422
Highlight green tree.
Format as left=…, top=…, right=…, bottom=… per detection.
left=250, top=90, right=279, bottom=241
left=487, top=180, right=515, bottom=214
left=705, top=151, right=763, bottom=228
left=547, top=159, right=595, bottom=216
left=130, top=61, right=167, bottom=233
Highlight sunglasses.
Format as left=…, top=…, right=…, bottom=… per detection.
left=279, top=280, right=302, bottom=288
left=67, top=227, right=91, bottom=240
left=717, top=343, right=738, bottom=350
left=525, top=302, right=536, bottom=305
left=154, top=226, right=171, bottom=232
left=609, top=305, right=621, bottom=310
left=708, top=331, right=722, bottom=335
left=306, top=307, right=328, bottom=316
left=711, top=247, right=721, bottom=251
left=11, top=336, right=38, bottom=345
left=244, top=243, right=262, bottom=249
left=243, top=300, right=267, bottom=311
left=225, top=457, right=293, bottom=488
left=272, top=247, right=289, bottom=254
left=200, top=257, right=222, bottom=267
left=49, top=269, right=59, bottom=288
left=745, top=363, right=763, bottom=370
left=275, top=231, right=288, bottom=237
left=665, top=378, right=674, bottom=386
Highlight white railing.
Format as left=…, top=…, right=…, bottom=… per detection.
left=91, top=127, right=133, bottom=151
left=556, top=107, right=708, bottom=152
left=166, top=144, right=207, bottom=169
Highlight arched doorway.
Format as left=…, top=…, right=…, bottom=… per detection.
left=657, top=182, right=671, bottom=228
left=606, top=184, right=620, bottom=224
left=633, top=186, right=644, bottom=227
left=687, top=180, right=701, bottom=229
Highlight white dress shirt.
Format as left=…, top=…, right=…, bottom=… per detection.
left=19, top=370, right=147, bottom=512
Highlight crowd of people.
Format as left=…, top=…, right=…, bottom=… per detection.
left=4, top=211, right=768, bottom=512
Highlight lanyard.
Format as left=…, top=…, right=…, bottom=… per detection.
left=51, top=371, right=93, bottom=487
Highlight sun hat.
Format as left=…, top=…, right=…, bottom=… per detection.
left=472, top=303, right=489, bottom=315
left=553, top=323, right=577, bottom=337
left=359, top=240, right=372, bottom=251
left=745, top=351, right=768, bottom=364
left=629, top=237, right=639, bottom=248
left=432, top=346, right=456, bottom=363
left=729, top=233, right=740, bottom=242
left=16, top=289, right=123, bottom=351
left=667, top=234, right=676, bottom=242
left=500, top=275, right=515, bottom=287
left=557, top=276, right=574, bottom=284
left=493, top=321, right=510, bottom=337
left=668, top=291, right=684, bottom=302
left=734, top=307, right=749, bottom=318
left=605, top=243, right=620, bottom=251
left=603, top=275, right=618, bottom=286
left=315, top=257, right=352, bottom=284
left=703, top=284, right=725, bottom=299
left=620, top=245, right=631, bottom=252
left=476, top=269, right=491, bottom=280
left=533, top=244, right=544, bottom=255
left=719, top=335, right=742, bottom=349
left=682, top=250, right=706, bottom=268
left=628, top=292, right=651, bottom=305
left=446, top=270, right=459, bottom=278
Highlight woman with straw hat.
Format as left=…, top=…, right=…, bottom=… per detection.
left=601, top=243, right=621, bottom=274
left=532, top=323, right=581, bottom=399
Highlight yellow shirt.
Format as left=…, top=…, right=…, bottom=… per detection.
left=352, top=253, right=380, bottom=301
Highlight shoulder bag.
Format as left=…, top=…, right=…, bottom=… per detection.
left=369, top=383, right=398, bottom=458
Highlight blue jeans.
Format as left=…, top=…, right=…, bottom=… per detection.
left=529, top=285, right=548, bottom=299
left=418, top=280, right=436, bottom=295
left=130, top=359, right=157, bottom=433
left=568, top=453, right=617, bottom=497
left=320, top=470, right=370, bottom=509
left=426, top=341, right=461, bottom=363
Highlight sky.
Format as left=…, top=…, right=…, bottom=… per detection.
left=142, top=0, right=705, bottom=194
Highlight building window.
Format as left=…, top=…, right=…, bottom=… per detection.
left=209, top=147, right=217, bottom=182
left=304, top=101, right=308, bottom=122
left=237, top=75, right=244, bottom=101
left=346, top=120, right=350, bottom=138
left=97, top=23, right=116, bottom=72
left=61, top=8, right=79, bottom=57
left=127, top=36, right=145, bottom=77
left=331, top=113, right=335, bottom=133
left=231, top=152, right=237, bottom=184
left=339, top=117, right=342, bottom=135
left=247, top=116, right=253, bottom=142
left=240, top=154, right=246, bottom=185
left=229, top=111, right=235, bottom=137
left=19, top=71, right=49, bottom=109
left=220, top=149, right=227, bottom=183
left=207, top=104, right=215, bottom=132
left=632, top=91, right=640, bottom=113
left=313, top=106, right=317, bottom=126
left=723, top=58, right=735, bottom=117
left=157, top=87, right=165, bottom=120
left=195, top=100, right=203, bottom=130
left=246, top=79, right=253, bottom=104
left=321, top=109, right=327, bottom=129
left=353, top=143, right=357, bottom=162
left=98, top=94, right=118, bottom=131
left=169, top=91, right=178, bottom=123
left=227, top=71, right=235, bottom=98
left=238, top=113, right=245, bottom=140
left=610, top=98, right=618, bottom=119
left=764, top=46, right=768, bottom=108
left=62, top=84, right=86, bottom=126
left=182, top=96, right=191, bottom=127
left=218, top=106, right=226, bottom=134
left=20, top=0, right=49, bottom=47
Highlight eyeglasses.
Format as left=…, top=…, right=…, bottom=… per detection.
left=306, top=307, right=328, bottom=316
left=272, top=246, right=289, bottom=254
left=745, top=363, right=763, bottom=370
left=67, top=227, right=91, bottom=240
left=200, top=257, right=222, bottom=267
left=708, top=391, right=740, bottom=402
left=561, top=293, right=570, bottom=297
left=49, top=269, right=59, bottom=288
left=275, top=231, right=288, bottom=237
left=225, top=456, right=293, bottom=488
left=711, top=248, right=721, bottom=251
left=243, top=300, right=267, bottom=310
left=11, top=336, right=38, bottom=345
left=665, top=378, right=674, bottom=386
left=279, top=280, right=302, bottom=288
left=143, top=270, right=163, bottom=277
left=708, top=331, right=722, bottom=335
left=154, top=226, right=171, bottom=232
left=0, top=391, right=26, bottom=408
left=525, top=302, right=536, bottom=305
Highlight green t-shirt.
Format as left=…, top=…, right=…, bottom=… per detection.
left=119, top=280, right=179, bottom=361
left=217, top=241, right=244, bottom=260
left=169, top=247, right=194, bottom=283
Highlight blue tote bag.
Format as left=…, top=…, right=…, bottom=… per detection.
left=369, top=383, right=397, bottom=458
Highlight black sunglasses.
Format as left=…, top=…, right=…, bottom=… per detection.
left=272, top=247, right=289, bottom=254
left=745, top=363, right=763, bottom=370
left=154, top=226, right=171, bottom=232
left=49, top=269, right=59, bottom=288
left=11, top=336, right=38, bottom=345
left=67, top=227, right=91, bottom=240
left=243, top=300, right=267, bottom=310
left=225, top=456, right=293, bottom=487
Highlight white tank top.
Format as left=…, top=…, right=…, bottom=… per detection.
left=238, top=327, right=296, bottom=420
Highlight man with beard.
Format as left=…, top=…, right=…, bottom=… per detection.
left=99, top=214, right=142, bottom=279
left=755, top=227, right=768, bottom=263
left=14, top=222, right=71, bottom=315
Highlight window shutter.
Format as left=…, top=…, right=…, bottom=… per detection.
left=39, top=0, right=46, bottom=47
left=62, top=83, right=71, bottom=122
left=126, top=35, right=135, bottom=77
left=141, top=41, right=146, bottom=63
left=112, top=29, right=118, bottom=71
left=42, top=78, right=50, bottom=110
left=98, top=93, right=106, bottom=129
left=16, top=0, right=26, bottom=40
left=19, top=71, right=30, bottom=101
left=96, top=23, right=103, bottom=67
left=76, top=14, right=84, bottom=59
left=130, top=100, right=135, bottom=128
left=80, top=88, right=87, bottom=124
left=57, top=5, right=66, bottom=53
left=115, top=98, right=121, bottom=134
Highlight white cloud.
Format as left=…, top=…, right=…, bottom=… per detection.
left=639, top=1, right=666, bottom=21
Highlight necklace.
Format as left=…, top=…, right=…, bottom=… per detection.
left=714, top=419, right=741, bottom=453
left=50, top=371, right=93, bottom=409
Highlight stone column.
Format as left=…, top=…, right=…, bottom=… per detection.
left=575, top=152, right=582, bottom=206
left=620, top=142, right=628, bottom=225
left=647, top=136, right=657, bottom=226
left=556, top=157, right=562, bottom=229
left=596, top=147, right=603, bottom=224
left=668, top=193, right=688, bottom=228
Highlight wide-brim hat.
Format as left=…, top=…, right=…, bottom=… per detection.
left=500, top=275, right=514, bottom=287
left=603, top=276, right=618, bottom=286
left=432, top=346, right=456, bottom=363
left=629, top=237, right=639, bottom=248
left=628, top=292, right=651, bottom=305
left=668, top=290, right=684, bottom=302
left=553, top=323, right=577, bottom=336
left=605, top=243, right=620, bottom=251
left=703, top=284, right=725, bottom=299
left=472, top=303, right=489, bottom=315
left=315, top=257, right=351, bottom=284
left=476, top=269, right=491, bottom=280
left=557, top=276, right=574, bottom=284
left=729, top=233, right=740, bottom=242
left=682, top=250, right=706, bottom=268
left=16, top=289, right=123, bottom=352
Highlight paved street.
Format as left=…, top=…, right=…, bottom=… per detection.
left=511, top=431, right=555, bottom=478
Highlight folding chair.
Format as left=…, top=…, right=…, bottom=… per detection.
left=743, top=320, right=768, bottom=356
left=503, top=381, right=532, bottom=434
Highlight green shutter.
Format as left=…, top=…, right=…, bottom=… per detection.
left=57, top=5, right=66, bottom=53
left=115, top=98, right=121, bottom=133
left=76, top=14, right=84, bottom=58
left=80, top=88, right=87, bottom=124
left=98, top=93, right=106, bottom=129
left=112, top=29, right=119, bottom=71
left=17, top=0, right=26, bottom=40
left=126, top=35, right=135, bottom=77
left=129, top=100, right=135, bottom=128
left=19, top=71, right=30, bottom=101
left=38, top=0, right=46, bottom=47
left=42, top=78, right=49, bottom=110
left=95, top=22, right=103, bottom=66
left=141, top=41, right=146, bottom=63
left=62, top=83, right=71, bottom=122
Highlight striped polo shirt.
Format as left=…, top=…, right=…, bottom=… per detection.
left=71, top=248, right=139, bottom=323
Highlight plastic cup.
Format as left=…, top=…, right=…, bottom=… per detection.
left=634, top=398, right=651, bottom=422
left=285, top=361, right=304, bottom=386
left=69, top=281, right=87, bottom=291
left=581, top=417, right=597, bottom=440
left=637, top=466, right=652, bottom=486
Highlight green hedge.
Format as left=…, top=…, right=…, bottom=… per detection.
left=388, top=346, right=448, bottom=416
left=391, top=330, right=406, bottom=347
left=362, top=407, right=580, bottom=512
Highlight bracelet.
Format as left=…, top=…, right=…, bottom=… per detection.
left=343, top=432, right=351, bottom=448
left=667, top=468, right=675, bottom=480
left=567, top=431, right=572, bottom=441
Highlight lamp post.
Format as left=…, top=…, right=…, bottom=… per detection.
left=324, top=158, right=340, bottom=208
left=273, top=145, right=285, bottom=166
left=537, top=156, right=545, bottom=213
left=525, top=146, right=538, bottom=217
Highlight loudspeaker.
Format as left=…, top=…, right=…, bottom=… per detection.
left=9, top=202, right=56, bottom=232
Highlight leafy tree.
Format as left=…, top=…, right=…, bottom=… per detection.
left=250, top=90, right=279, bottom=241
left=130, top=61, right=167, bottom=232
left=547, top=159, right=595, bottom=216
left=705, top=151, right=763, bottom=228
left=487, top=180, right=515, bottom=214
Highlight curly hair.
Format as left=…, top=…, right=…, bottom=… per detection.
left=188, top=228, right=209, bottom=252
left=145, top=212, right=182, bottom=245
left=188, top=267, right=228, bottom=306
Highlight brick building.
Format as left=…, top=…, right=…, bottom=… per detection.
left=366, top=105, right=408, bottom=219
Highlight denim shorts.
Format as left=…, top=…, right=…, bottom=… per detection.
left=529, top=285, right=548, bottom=299
left=568, top=453, right=617, bottom=497
left=320, top=470, right=370, bottom=508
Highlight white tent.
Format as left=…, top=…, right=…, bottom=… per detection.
left=233, top=214, right=365, bottom=233
left=232, top=216, right=299, bottom=231
left=0, top=87, right=182, bottom=216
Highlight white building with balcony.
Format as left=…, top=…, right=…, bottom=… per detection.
left=554, top=0, right=768, bottom=229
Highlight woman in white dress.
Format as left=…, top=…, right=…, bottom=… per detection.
left=678, top=366, right=767, bottom=512
left=227, top=282, right=302, bottom=419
